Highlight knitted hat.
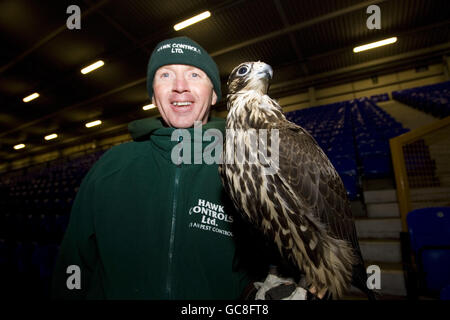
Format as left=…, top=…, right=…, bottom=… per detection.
left=147, top=36, right=221, bottom=101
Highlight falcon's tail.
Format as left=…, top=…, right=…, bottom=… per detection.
left=290, top=231, right=358, bottom=300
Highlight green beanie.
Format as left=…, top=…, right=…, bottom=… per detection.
left=147, top=36, right=221, bottom=101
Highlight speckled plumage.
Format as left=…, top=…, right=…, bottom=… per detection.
left=219, top=62, right=373, bottom=299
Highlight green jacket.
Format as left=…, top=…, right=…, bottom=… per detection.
left=51, top=117, right=254, bottom=299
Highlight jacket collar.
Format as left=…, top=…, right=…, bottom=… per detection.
left=128, top=116, right=225, bottom=164
left=128, top=116, right=225, bottom=140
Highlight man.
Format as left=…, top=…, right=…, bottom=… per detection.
left=51, top=36, right=263, bottom=299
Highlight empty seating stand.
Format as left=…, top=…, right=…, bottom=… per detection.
left=352, top=98, right=409, bottom=179
left=0, top=149, right=106, bottom=299
left=392, top=81, right=450, bottom=118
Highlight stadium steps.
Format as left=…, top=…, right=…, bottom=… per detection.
left=359, top=239, right=401, bottom=263
left=352, top=184, right=407, bottom=298
left=410, top=187, right=450, bottom=209
left=353, top=100, right=446, bottom=300
left=355, top=217, right=402, bottom=239
left=344, top=261, right=407, bottom=300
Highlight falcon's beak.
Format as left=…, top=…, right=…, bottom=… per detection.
left=257, top=63, right=273, bottom=80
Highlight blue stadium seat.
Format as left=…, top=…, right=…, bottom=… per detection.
left=407, top=207, right=450, bottom=295
left=441, top=285, right=450, bottom=300
left=407, top=207, right=450, bottom=252
left=421, top=249, right=450, bottom=292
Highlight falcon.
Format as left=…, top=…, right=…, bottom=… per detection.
left=219, top=61, right=374, bottom=299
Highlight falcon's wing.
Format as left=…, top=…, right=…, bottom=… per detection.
left=270, top=120, right=361, bottom=255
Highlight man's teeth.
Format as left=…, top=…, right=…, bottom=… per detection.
left=172, top=102, right=192, bottom=106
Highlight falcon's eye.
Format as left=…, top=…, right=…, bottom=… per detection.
left=237, top=66, right=249, bottom=76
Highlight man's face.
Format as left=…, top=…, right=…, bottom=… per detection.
left=152, top=64, right=218, bottom=128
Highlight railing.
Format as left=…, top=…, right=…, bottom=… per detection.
left=390, top=116, right=450, bottom=231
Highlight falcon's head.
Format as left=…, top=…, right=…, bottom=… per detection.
left=227, top=61, right=273, bottom=96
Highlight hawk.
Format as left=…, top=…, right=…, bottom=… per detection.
left=219, top=61, right=374, bottom=299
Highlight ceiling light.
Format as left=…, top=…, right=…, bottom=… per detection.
left=85, top=120, right=102, bottom=128
left=23, top=92, right=39, bottom=102
left=14, top=144, right=25, bottom=150
left=142, top=104, right=156, bottom=110
left=44, top=133, right=58, bottom=141
left=353, top=37, right=397, bottom=53
left=81, top=60, right=104, bottom=74
left=174, top=11, right=211, bottom=31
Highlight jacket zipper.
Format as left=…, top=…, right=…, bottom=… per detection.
left=165, top=136, right=182, bottom=298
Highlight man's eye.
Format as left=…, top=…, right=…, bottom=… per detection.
left=161, top=72, right=170, bottom=78
left=191, top=72, right=199, bottom=78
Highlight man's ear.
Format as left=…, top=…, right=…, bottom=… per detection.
left=151, top=96, right=155, bottom=105
left=211, top=91, right=218, bottom=106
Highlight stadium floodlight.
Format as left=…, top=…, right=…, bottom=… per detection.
left=174, top=11, right=211, bottom=31
left=142, top=104, right=156, bottom=110
left=85, top=120, right=102, bottom=128
left=23, top=92, right=39, bottom=102
left=353, top=37, right=397, bottom=53
left=81, top=60, right=104, bottom=74
left=44, top=133, right=58, bottom=141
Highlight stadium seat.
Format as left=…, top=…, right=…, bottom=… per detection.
left=421, top=249, right=450, bottom=292
left=406, top=207, right=450, bottom=296
left=441, top=285, right=450, bottom=300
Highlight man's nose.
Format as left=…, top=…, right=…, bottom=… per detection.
left=172, top=75, right=189, bottom=93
